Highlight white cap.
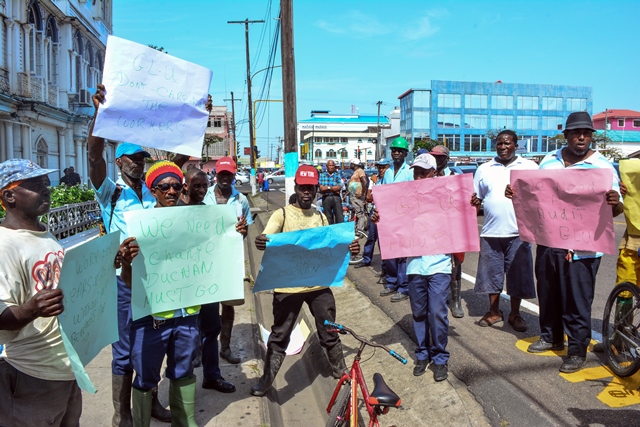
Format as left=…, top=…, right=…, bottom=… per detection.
left=350, top=158, right=362, bottom=166
left=410, top=153, right=437, bottom=170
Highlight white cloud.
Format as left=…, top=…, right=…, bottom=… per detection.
left=402, top=15, right=440, bottom=41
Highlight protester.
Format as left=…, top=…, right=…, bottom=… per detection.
left=88, top=83, right=189, bottom=425
left=252, top=165, right=360, bottom=396
left=66, top=166, right=81, bottom=186
left=0, top=159, right=81, bottom=427
left=199, top=157, right=251, bottom=392
left=471, top=131, right=538, bottom=331
left=348, top=158, right=368, bottom=234
left=507, top=112, right=623, bottom=373
left=123, top=161, right=199, bottom=427
left=319, top=159, right=344, bottom=224
left=380, top=137, right=413, bottom=302
left=60, top=167, right=71, bottom=185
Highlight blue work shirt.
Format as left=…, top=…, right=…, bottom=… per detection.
left=382, top=161, right=413, bottom=184
left=203, top=184, right=253, bottom=225
left=93, top=177, right=156, bottom=240
left=407, top=254, right=452, bottom=276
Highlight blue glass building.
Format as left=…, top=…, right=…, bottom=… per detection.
left=398, top=80, right=592, bottom=157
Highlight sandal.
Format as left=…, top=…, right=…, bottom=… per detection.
left=508, top=314, right=527, bottom=332
left=478, top=310, right=503, bottom=327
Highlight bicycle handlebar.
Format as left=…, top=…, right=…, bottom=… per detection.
left=324, top=320, right=407, bottom=365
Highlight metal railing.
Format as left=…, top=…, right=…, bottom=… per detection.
left=46, top=201, right=102, bottom=241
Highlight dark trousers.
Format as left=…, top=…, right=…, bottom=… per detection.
left=384, top=257, right=408, bottom=295
left=362, top=215, right=378, bottom=265
left=267, top=288, right=340, bottom=354
left=130, top=315, right=199, bottom=391
left=112, top=276, right=132, bottom=375
left=322, top=194, right=344, bottom=225
left=199, top=302, right=222, bottom=381
left=535, top=246, right=601, bottom=357
left=408, top=273, right=450, bottom=364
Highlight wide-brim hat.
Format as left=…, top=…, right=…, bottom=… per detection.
left=0, top=159, right=57, bottom=190
left=564, top=111, right=595, bottom=132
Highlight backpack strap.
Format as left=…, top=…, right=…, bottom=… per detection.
left=107, top=184, right=123, bottom=233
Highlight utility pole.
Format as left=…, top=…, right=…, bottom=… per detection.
left=228, top=18, right=264, bottom=194
left=223, top=91, right=242, bottom=164
left=281, top=0, right=298, bottom=202
left=376, top=100, right=382, bottom=160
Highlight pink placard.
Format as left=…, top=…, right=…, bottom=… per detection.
left=510, top=168, right=616, bottom=254
left=372, top=174, right=480, bottom=259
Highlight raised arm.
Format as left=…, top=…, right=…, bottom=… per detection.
left=88, top=84, right=108, bottom=189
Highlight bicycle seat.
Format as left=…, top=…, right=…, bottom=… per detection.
left=368, top=373, right=401, bottom=408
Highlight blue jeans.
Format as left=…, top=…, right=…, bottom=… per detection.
left=199, top=302, right=222, bottom=381
left=362, top=215, right=378, bottom=265
left=112, top=276, right=132, bottom=375
left=384, top=258, right=408, bottom=295
left=408, top=273, right=450, bottom=365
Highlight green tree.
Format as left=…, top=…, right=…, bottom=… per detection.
left=148, top=45, right=169, bottom=54
left=412, top=138, right=437, bottom=157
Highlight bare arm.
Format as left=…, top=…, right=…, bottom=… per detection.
left=0, top=289, right=64, bottom=330
left=88, top=84, right=107, bottom=189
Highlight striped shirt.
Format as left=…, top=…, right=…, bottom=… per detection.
left=538, top=148, right=621, bottom=259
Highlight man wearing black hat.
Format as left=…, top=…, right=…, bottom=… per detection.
left=511, top=112, right=623, bottom=374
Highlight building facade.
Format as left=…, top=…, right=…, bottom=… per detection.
left=399, top=80, right=593, bottom=157
left=0, top=0, right=112, bottom=184
left=298, top=110, right=390, bottom=166
left=593, top=109, right=640, bottom=132
left=182, top=104, right=234, bottom=171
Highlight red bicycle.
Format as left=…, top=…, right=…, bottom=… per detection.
left=324, top=320, right=406, bottom=427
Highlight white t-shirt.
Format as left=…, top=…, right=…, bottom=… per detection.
left=474, top=156, right=539, bottom=238
left=0, top=227, right=74, bottom=381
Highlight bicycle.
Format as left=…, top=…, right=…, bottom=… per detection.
left=601, top=281, right=640, bottom=377
left=324, top=320, right=406, bottom=427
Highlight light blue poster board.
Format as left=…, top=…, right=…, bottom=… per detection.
left=253, top=222, right=354, bottom=292
left=57, top=231, right=121, bottom=393
left=125, top=205, right=244, bottom=320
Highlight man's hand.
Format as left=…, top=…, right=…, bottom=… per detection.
left=255, top=234, right=269, bottom=251
left=606, top=189, right=621, bottom=206
left=25, top=289, right=64, bottom=319
left=370, top=208, right=379, bottom=224
left=92, top=84, right=106, bottom=112
left=349, top=239, right=360, bottom=255
left=236, top=217, right=248, bottom=237
left=117, top=237, right=139, bottom=266
left=505, top=184, right=514, bottom=199
left=470, top=193, right=482, bottom=206
left=620, top=181, right=628, bottom=198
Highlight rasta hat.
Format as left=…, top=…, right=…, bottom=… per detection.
left=295, top=164, right=319, bottom=185
left=410, top=153, right=438, bottom=170
left=215, top=156, right=236, bottom=174
left=145, top=161, right=183, bottom=189
left=0, top=159, right=57, bottom=191
left=116, top=142, right=151, bottom=159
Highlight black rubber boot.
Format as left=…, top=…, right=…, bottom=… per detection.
left=112, top=373, right=133, bottom=427
left=220, top=319, right=241, bottom=364
left=450, top=279, right=464, bottom=318
left=150, top=387, right=171, bottom=423
left=326, top=343, right=348, bottom=379
left=250, top=350, right=285, bottom=397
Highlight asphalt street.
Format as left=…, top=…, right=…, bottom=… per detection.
left=247, top=183, right=640, bottom=427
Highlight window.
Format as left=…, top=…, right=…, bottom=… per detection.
left=518, top=136, right=539, bottom=152
left=314, top=137, right=322, bottom=143
left=27, top=4, right=43, bottom=77
left=542, top=97, right=563, bottom=111
left=45, top=17, right=59, bottom=86
left=464, top=134, right=486, bottom=152
left=339, top=148, right=348, bottom=159
left=314, top=149, right=322, bottom=158
left=324, top=137, right=340, bottom=144
left=541, top=135, right=564, bottom=152
left=73, top=32, right=83, bottom=93
left=437, top=114, right=461, bottom=128
left=213, top=118, right=222, bottom=128
left=413, top=91, right=431, bottom=108
left=36, top=139, right=48, bottom=168
left=414, top=111, right=430, bottom=129
left=491, top=95, right=513, bottom=110
left=516, top=96, right=538, bottom=110
left=542, top=116, right=563, bottom=130
left=618, top=119, right=625, bottom=127
left=437, top=134, right=461, bottom=151
left=437, top=93, right=461, bottom=108
left=566, top=98, right=587, bottom=112
left=326, top=149, right=336, bottom=158
left=517, top=116, right=538, bottom=130
left=633, top=119, right=640, bottom=128
left=340, top=137, right=348, bottom=143
left=465, top=114, right=488, bottom=129
left=492, top=115, right=514, bottom=129
left=464, top=94, right=488, bottom=109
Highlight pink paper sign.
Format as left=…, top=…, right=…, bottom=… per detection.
left=372, top=174, right=479, bottom=259
left=510, top=168, right=616, bottom=254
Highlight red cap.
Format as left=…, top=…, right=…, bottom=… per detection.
left=295, top=165, right=319, bottom=185
left=216, top=156, right=236, bottom=174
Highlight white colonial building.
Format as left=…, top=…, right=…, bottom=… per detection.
left=0, top=0, right=112, bottom=184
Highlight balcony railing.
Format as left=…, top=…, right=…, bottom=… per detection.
left=47, top=201, right=102, bottom=242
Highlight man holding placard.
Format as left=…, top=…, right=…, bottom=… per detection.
left=0, top=160, right=81, bottom=426
left=509, top=112, right=623, bottom=373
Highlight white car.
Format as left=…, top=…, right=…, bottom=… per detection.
left=265, top=169, right=285, bottom=184
left=234, top=172, right=249, bottom=185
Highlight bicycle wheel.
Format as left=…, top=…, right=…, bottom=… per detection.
left=602, top=282, right=640, bottom=377
left=326, top=383, right=351, bottom=427
left=349, top=229, right=369, bottom=265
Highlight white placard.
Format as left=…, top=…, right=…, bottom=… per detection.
left=93, top=36, right=212, bottom=157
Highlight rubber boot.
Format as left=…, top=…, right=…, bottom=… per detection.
left=131, top=388, right=153, bottom=427
left=112, top=373, right=133, bottom=427
left=449, top=279, right=464, bottom=318
left=326, top=343, right=348, bottom=379
left=219, top=319, right=241, bottom=364
left=169, top=376, right=198, bottom=427
left=594, top=296, right=633, bottom=352
left=250, top=350, right=285, bottom=397
left=150, top=387, right=171, bottom=423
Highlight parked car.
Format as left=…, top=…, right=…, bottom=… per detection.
left=458, top=164, right=478, bottom=175
left=265, top=169, right=285, bottom=184
left=234, top=172, right=249, bottom=185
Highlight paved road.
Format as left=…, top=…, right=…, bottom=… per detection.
left=253, top=189, right=640, bottom=426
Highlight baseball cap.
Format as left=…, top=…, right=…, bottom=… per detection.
left=350, top=158, right=362, bottom=166
left=0, top=159, right=57, bottom=190
left=116, top=142, right=151, bottom=159
left=216, top=156, right=236, bottom=174
left=430, top=145, right=450, bottom=157
left=295, top=165, right=319, bottom=185
left=375, top=158, right=391, bottom=166
left=410, top=153, right=438, bottom=170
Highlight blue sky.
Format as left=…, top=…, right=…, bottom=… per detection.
left=113, top=0, right=640, bottom=156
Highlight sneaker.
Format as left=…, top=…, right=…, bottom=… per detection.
left=354, top=263, right=371, bottom=269
left=380, top=288, right=396, bottom=297
left=559, top=356, right=586, bottom=373
left=527, top=339, right=564, bottom=353
left=390, top=293, right=409, bottom=302
left=433, top=363, right=448, bottom=382
left=413, top=359, right=430, bottom=377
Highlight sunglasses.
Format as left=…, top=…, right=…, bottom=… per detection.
left=155, top=183, right=182, bottom=192
left=391, top=148, right=406, bottom=153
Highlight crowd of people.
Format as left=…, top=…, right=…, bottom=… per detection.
left=0, top=83, right=633, bottom=427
